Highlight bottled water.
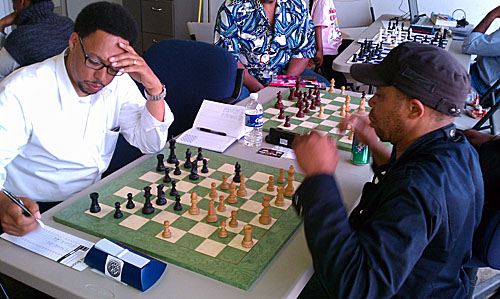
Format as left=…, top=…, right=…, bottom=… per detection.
left=244, top=93, right=263, bottom=147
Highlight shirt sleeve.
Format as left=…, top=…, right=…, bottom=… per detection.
left=294, top=174, right=442, bottom=298
left=214, top=2, right=242, bottom=61
left=0, top=86, right=31, bottom=189
left=0, top=47, right=19, bottom=82
left=291, top=11, right=316, bottom=59
left=311, top=0, right=329, bottom=28
left=462, top=28, right=500, bottom=57
left=117, top=76, right=174, bottom=154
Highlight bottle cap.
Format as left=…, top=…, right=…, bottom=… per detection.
left=250, top=93, right=258, bottom=100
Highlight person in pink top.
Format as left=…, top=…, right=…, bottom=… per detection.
left=310, top=0, right=350, bottom=88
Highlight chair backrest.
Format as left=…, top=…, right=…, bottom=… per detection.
left=187, top=22, right=216, bottom=44
left=334, top=0, right=374, bottom=28
left=143, top=39, right=240, bottom=138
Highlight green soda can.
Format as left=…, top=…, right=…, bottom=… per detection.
left=351, top=133, right=370, bottom=165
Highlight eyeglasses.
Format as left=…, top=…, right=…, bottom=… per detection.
left=79, top=36, right=123, bottom=76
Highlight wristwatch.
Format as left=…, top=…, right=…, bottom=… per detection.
left=144, top=84, right=166, bottom=101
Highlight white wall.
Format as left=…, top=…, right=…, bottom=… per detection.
left=66, top=0, right=122, bottom=20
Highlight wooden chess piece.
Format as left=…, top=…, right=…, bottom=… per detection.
left=189, top=191, right=200, bottom=215
left=345, top=95, right=351, bottom=112
left=296, top=102, right=305, bottom=118
left=206, top=199, right=218, bottom=223
left=278, top=107, right=285, bottom=119
left=287, top=165, right=295, bottom=181
left=274, top=91, right=284, bottom=109
left=242, top=225, right=254, bottom=248
left=275, top=186, right=285, bottom=207
left=288, top=87, right=295, bottom=101
left=259, top=196, right=272, bottom=225
left=303, top=99, right=310, bottom=113
left=309, top=98, right=316, bottom=110
left=229, top=210, right=238, bottom=227
left=328, top=79, right=335, bottom=93
left=277, top=168, right=286, bottom=184
left=267, top=176, right=275, bottom=192
left=284, top=115, right=291, bottom=127
left=218, top=220, right=228, bottom=238
left=284, top=176, right=295, bottom=197
left=162, top=220, right=172, bottom=238
left=358, top=98, right=366, bottom=113
left=237, top=174, right=247, bottom=197
left=318, top=106, right=325, bottom=118
left=226, top=181, right=237, bottom=203
left=340, top=86, right=345, bottom=95
left=220, top=174, right=229, bottom=190
left=217, top=195, right=226, bottom=212
left=209, top=182, right=218, bottom=198
left=349, top=129, right=355, bottom=140
left=340, top=104, right=346, bottom=117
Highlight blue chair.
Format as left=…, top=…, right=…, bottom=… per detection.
left=465, top=139, right=500, bottom=298
left=102, top=39, right=243, bottom=177
left=143, top=39, right=243, bottom=138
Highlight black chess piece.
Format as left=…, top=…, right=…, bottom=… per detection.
left=184, top=148, right=193, bottom=169
left=167, top=139, right=178, bottom=164
left=156, top=154, right=166, bottom=172
left=189, top=161, right=199, bottom=180
left=163, top=168, right=172, bottom=183
left=142, top=186, right=154, bottom=214
left=126, top=193, right=135, bottom=209
left=303, top=100, right=310, bottom=113
left=173, top=160, right=181, bottom=175
left=114, top=202, right=123, bottom=218
left=278, top=107, right=285, bottom=119
left=89, top=192, right=101, bottom=213
left=284, top=115, right=291, bottom=127
left=351, top=53, right=357, bottom=62
left=233, top=162, right=241, bottom=183
left=156, top=184, right=167, bottom=205
left=197, top=147, right=204, bottom=161
left=170, top=180, right=179, bottom=196
left=201, top=159, right=209, bottom=173
left=173, top=194, right=183, bottom=211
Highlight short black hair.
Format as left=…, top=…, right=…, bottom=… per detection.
left=30, top=0, right=52, bottom=4
left=74, top=1, right=138, bottom=47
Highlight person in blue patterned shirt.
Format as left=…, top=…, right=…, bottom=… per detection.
left=214, top=0, right=329, bottom=101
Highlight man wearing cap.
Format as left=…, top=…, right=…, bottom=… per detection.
left=293, top=42, right=483, bottom=297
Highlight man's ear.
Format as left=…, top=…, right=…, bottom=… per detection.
left=407, top=98, right=425, bottom=119
left=68, top=32, right=78, bottom=51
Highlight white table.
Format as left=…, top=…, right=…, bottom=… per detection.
left=333, top=14, right=472, bottom=74
left=0, top=87, right=374, bottom=298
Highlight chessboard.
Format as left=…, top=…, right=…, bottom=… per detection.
left=262, top=87, right=370, bottom=152
left=53, top=142, right=304, bottom=290
left=347, top=29, right=451, bottom=65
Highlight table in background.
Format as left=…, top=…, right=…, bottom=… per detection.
left=333, top=14, right=472, bottom=74
left=0, top=87, right=374, bottom=298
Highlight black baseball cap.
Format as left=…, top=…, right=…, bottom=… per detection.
left=350, top=42, right=470, bottom=116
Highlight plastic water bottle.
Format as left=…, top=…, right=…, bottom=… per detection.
left=244, top=93, right=263, bottom=147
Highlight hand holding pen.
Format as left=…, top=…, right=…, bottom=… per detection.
left=0, top=188, right=44, bottom=236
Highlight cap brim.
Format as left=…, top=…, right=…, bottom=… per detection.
left=350, top=64, right=391, bottom=87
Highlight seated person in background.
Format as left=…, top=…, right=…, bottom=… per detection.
left=462, top=5, right=500, bottom=103
left=214, top=0, right=329, bottom=101
left=0, top=1, right=174, bottom=236
left=293, top=42, right=483, bottom=297
left=0, top=0, right=74, bottom=81
left=310, top=0, right=349, bottom=88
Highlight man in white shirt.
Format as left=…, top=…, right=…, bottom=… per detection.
left=0, top=2, right=174, bottom=236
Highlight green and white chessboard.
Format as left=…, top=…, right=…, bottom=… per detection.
left=54, top=143, right=304, bottom=290
left=262, top=88, right=370, bottom=152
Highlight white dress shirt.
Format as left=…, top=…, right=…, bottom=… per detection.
left=0, top=51, right=174, bottom=202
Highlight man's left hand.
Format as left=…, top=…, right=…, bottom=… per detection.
left=109, top=42, right=163, bottom=95
left=293, top=131, right=339, bottom=178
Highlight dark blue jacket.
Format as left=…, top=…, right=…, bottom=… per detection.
left=294, top=124, right=484, bottom=298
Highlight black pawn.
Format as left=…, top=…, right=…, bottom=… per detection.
left=184, top=148, right=193, bottom=169
left=163, top=168, right=172, bottom=183
left=156, top=154, right=166, bottom=172
left=89, top=192, right=101, bottom=213
left=173, top=194, right=183, bottom=211
left=156, top=184, right=167, bottom=205
left=126, top=193, right=135, bottom=209
left=201, top=159, right=209, bottom=173
left=189, top=161, right=199, bottom=180
left=173, top=160, right=181, bottom=175
left=167, top=139, right=178, bottom=164
left=142, top=186, right=155, bottom=214
left=114, top=202, right=123, bottom=218
left=170, top=181, right=179, bottom=196
left=233, top=162, right=241, bottom=183
left=197, top=147, right=204, bottom=161
left=278, top=108, right=285, bottom=119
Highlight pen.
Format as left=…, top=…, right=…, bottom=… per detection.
left=1, top=188, right=45, bottom=229
left=198, top=127, right=227, bottom=136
